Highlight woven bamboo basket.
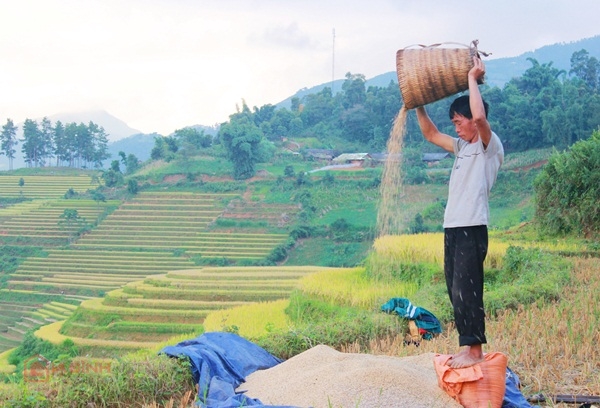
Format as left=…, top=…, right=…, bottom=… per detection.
left=396, top=40, right=485, bottom=109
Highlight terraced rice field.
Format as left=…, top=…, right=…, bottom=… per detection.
left=0, top=199, right=119, bottom=245
left=47, top=266, right=324, bottom=354
left=0, top=295, right=77, bottom=352
left=221, top=199, right=300, bottom=227
left=0, top=174, right=93, bottom=198
left=6, top=249, right=196, bottom=296
left=1, top=189, right=296, bottom=354
left=71, top=192, right=288, bottom=259
left=1, top=249, right=196, bottom=353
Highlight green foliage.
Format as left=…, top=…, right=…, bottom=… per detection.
left=3, top=354, right=194, bottom=408
left=63, top=188, right=77, bottom=199
left=101, top=169, right=124, bottom=188
left=126, top=179, right=139, bottom=194
left=7, top=332, right=78, bottom=377
left=17, top=119, right=109, bottom=169
left=534, top=131, right=600, bottom=238
left=219, top=104, right=264, bottom=180
left=285, top=237, right=372, bottom=267
left=257, top=291, right=400, bottom=359
left=283, top=165, right=295, bottom=178
left=484, top=246, right=571, bottom=315
left=0, top=246, right=47, bottom=285
left=1, top=118, right=18, bottom=170
left=409, top=213, right=427, bottom=233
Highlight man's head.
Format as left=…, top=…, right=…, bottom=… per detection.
left=449, top=95, right=489, bottom=143
left=448, top=95, right=489, bottom=120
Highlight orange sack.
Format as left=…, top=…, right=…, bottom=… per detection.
left=433, top=352, right=508, bottom=408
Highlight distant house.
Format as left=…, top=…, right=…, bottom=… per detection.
left=369, top=153, right=402, bottom=164
left=304, top=149, right=338, bottom=161
left=422, top=153, right=451, bottom=165
left=332, top=153, right=372, bottom=167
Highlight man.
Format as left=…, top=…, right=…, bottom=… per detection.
left=416, top=56, right=504, bottom=368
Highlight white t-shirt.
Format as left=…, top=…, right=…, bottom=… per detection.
left=443, top=132, right=504, bottom=228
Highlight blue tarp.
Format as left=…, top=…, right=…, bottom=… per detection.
left=503, top=367, right=540, bottom=408
left=160, top=332, right=298, bottom=408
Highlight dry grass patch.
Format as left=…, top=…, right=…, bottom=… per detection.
left=342, top=256, right=599, bottom=402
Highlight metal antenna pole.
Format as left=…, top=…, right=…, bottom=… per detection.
left=332, top=28, right=336, bottom=93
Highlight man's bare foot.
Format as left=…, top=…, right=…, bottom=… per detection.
left=446, top=345, right=484, bottom=368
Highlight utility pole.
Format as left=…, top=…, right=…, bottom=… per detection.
left=332, top=28, right=336, bottom=93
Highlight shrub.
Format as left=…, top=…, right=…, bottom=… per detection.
left=534, top=130, right=600, bottom=238
left=3, top=354, right=195, bottom=408
left=257, top=291, right=400, bottom=359
left=484, top=246, right=571, bottom=316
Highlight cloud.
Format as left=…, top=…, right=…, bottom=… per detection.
left=260, top=22, right=316, bottom=50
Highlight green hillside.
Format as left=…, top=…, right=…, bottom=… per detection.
left=0, top=147, right=543, bottom=356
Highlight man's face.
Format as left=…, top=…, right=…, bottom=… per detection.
left=451, top=114, right=478, bottom=143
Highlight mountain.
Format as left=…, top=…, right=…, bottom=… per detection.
left=45, top=110, right=142, bottom=143
left=107, top=124, right=220, bottom=166
left=277, top=35, right=600, bottom=108
left=106, top=133, right=158, bottom=166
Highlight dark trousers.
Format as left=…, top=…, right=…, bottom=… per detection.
left=444, top=225, right=488, bottom=346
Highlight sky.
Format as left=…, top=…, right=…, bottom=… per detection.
left=0, top=0, right=599, bottom=135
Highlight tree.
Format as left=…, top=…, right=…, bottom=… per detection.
left=87, top=122, right=110, bottom=168
left=174, top=127, right=211, bottom=151
left=341, top=72, right=367, bottom=108
left=219, top=104, right=264, bottom=180
left=150, top=136, right=167, bottom=160
left=125, top=153, right=140, bottom=175
left=150, top=136, right=177, bottom=162
left=0, top=118, right=18, bottom=170
left=53, top=121, right=68, bottom=166
left=21, top=119, right=43, bottom=167
left=119, top=151, right=127, bottom=167
left=300, top=87, right=335, bottom=128
left=570, top=49, right=600, bottom=92
left=40, top=117, right=54, bottom=166
left=63, top=122, right=79, bottom=167
left=102, top=162, right=124, bottom=187
left=284, top=165, right=295, bottom=178
left=110, top=159, right=121, bottom=173
left=58, top=209, right=89, bottom=243
left=127, top=179, right=139, bottom=194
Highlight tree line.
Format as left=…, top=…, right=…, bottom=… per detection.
left=216, top=49, right=600, bottom=179
left=0, top=118, right=110, bottom=170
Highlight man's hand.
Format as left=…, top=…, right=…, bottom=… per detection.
left=469, top=57, right=486, bottom=83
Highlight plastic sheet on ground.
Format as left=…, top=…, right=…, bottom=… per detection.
left=503, top=367, right=540, bottom=408
left=160, top=332, right=298, bottom=408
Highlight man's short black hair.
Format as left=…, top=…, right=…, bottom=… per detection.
left=449, top=94, right=489, bottom=120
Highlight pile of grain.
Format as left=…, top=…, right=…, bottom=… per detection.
left=239, top=345, right=461, bottom=408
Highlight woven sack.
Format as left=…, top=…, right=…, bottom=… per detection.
left=396, top=40, right=486, bottom=109
left=434, top=352, right=508, bottom=408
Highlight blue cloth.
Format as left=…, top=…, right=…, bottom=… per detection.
left=160, top=332, right=298, bottom=408
left=502, top=367, right=540, bottom=408
left=381, top=297, right=442, bottom=339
